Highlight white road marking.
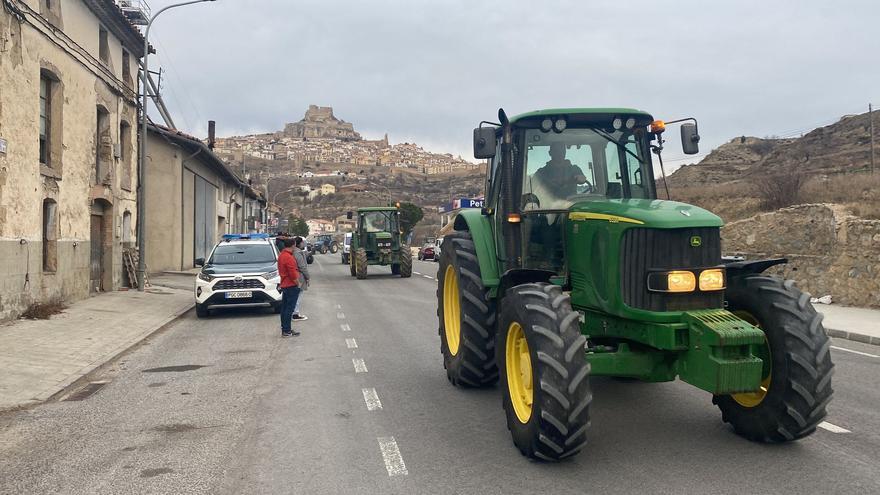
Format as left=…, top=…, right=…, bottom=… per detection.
left=818, top=421, right=851, bottom=433
left=346, top=338, right=358, bottom=349
left=377, top=437, right=408, bottom=476
left=831, top=345, right=879, bottom=359
left=422, top=275, right=433, bottom=279
left=336, top=304, right=342, bottom=309
left=340, top=324, right=351, bottom=332
left=353, top=358, right=368, bottom=373
left=362, top=388, right=383, bottom=411
left=413, top=271, right=421, bottom=275
left=337, top=312, right=346, bottom=320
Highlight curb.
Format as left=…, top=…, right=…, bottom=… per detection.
left=0, top=295, right=194, bottom=413
left=826, top=327, right=880, bottom=346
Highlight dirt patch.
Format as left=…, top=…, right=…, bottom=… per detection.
left=20, top=299, right=67, bottom=320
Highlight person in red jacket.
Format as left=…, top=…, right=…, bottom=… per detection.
left=277, top=237, right=301, bottom=337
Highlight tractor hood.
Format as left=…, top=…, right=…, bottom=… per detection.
left=568, top=199, right=723, bottom=228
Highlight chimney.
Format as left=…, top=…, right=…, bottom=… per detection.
left=207, top=120, right=216, bottom=149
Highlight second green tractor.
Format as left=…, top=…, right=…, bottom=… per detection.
left=349, top=206, right=412, bottom=279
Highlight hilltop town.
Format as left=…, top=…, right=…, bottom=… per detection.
left=213, top=105, right=480, bottom=175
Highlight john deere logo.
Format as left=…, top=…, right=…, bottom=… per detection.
left=690, top=236, right=702, bottom=247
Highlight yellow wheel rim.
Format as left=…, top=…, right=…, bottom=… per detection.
left=732, top=310, right=772, bottom=408
left=506, top=322, right=533, bottom=424
left=443, top=265, right=461, bottom=356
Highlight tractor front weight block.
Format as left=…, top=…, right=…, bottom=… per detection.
left=677, top=309, right=765, bottom=395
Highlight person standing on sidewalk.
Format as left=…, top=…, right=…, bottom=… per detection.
left=292, top=236, right=310, bottom=321
left=278, top=237, right=301, bottom=337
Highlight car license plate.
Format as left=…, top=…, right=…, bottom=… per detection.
left=225, top=291, right=252, bottom=299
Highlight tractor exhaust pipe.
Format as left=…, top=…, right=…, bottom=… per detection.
left=498, top=108, right=519, bottom=270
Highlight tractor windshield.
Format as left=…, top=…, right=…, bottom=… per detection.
left=361, top=211, right=397, bottom=233
left=521, top=127, right=653, bottom=210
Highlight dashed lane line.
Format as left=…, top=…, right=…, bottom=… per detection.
left=346, top=338, right=358, bottom=349
left=336, top=304, right=342, bottom=309
left=377, top=437, right=408, bottom=476
left=353, top=358, right=368, bottom=373
left=341, top=324, right=351, bottom=332
left=819, top=421, right=851, bottom=433
left=337, top=312, right=346, bottom=320
left=422, top=275, right=433, bottom=279
left=362, top=388, right=383, bottom=411
left=831, top=345, right=879, bottom=359
left=413, top=271, right=421, bottom=275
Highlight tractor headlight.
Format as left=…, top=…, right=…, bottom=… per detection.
left=699, top=269, right=725, bottom=291
left=647, top=270, right=696, bottom=293
left=198, top=272, right=214, bottom=282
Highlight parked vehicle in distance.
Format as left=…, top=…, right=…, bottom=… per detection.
left=313, top=234, right=339, bottom=254
left=418, top=242, right=436, bottom=261
left=341, top=232, right=352, bottom=264
left=194, top=234, right=281, bottom=318
left=433, top=237, right=442, bottom=261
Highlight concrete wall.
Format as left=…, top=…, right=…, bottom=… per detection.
left=0, top=1, right=140, bottom=321
left=723, top=204, right=880, bottom=308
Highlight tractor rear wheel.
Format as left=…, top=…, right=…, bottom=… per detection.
left=713, top=275, right=834, bottom=442
left=399, top=245, right=412, bottom=278
left=355, top=248, right=368, bottom=279
left=349, top=253, right=356, bottom=277
left=436, top=231, right=498, bottom=387
left=497, top=283, right=591, bottom=461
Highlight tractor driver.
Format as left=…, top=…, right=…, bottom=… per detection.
left=533, top=142, right=589, bottom=200
left=364, top=212, right=387, bottom=232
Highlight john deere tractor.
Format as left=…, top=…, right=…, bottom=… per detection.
left=349, top=206, right=412, bottom=279
left=437, top=108, right=833, bottom=461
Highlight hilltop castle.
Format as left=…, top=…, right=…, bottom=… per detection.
left=283, top=105, right=362, bottom=141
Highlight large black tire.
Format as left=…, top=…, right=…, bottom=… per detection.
left=713, top=275, right=834, bottom=442
left=320, top=245, right=328, bottom=254
left=330, top=242, right=339, bottom=254
left=306, top=253, right=314, bottom=265
left=355, top=248, right=368, bottom=280
left=391, top=263, right=401, bottom=275
left=497, top=283, right=591, bottom=461
left=436, top=231, right=498, bottom=387
left=350, top=253, right=356, bottom=277
left=399, top=246, right=412, bottom=278
left=195, top=303, right=209, bottom=318
left=341, top=253, right=349, bottom=265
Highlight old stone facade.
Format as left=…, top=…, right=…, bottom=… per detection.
left=283, top=105, right=361, bottom=141
left=723, top=204, right=880, bottom=308
left=0, top=0, right=144, bottom=320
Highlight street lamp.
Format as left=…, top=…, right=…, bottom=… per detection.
left=137, top=0, right=216, bottom=291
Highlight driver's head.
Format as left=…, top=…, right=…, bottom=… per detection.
left=549, top=142, right=566, bottom=161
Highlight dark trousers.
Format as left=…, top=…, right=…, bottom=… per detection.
left=280, top=286, right=301, bottom=333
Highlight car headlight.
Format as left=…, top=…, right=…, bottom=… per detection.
left=198, top=272, right=214, bottom=282
left=261, top=269, right=279, bottom=280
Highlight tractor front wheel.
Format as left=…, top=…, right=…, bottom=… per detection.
left=355, top=248, right=368, bottom=279
left=497, top=283, right=591, bottom=461
left=330, top=242, right=339, bottom=254
left=713, top=275, right=834, bottom=442
left=399, top=245, right=412, bottom=278
left=436, top=232, right=497, bottom=387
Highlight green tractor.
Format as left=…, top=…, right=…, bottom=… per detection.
left=349, top=206, right=413, bottom=279
left=437, top=108, right=834, bottom=461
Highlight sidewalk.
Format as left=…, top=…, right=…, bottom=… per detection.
left=0, top=277, right=193, bottom=411
left=816, top=304, right=880, bottom=346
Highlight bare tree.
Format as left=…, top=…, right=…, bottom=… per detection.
left=750, top=171, right=807, bottom=210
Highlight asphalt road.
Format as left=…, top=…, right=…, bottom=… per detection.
left=1, top=255, right=878, bottom=494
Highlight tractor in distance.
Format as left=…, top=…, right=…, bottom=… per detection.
left=348, top=205, right=413, bottom=279
left=436, top=108, right=833, bottom=461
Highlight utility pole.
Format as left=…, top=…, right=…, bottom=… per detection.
left=870, top=103, right=875, bottom=174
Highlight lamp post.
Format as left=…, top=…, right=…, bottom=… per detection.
left=137, top=0, right=216, bottom=291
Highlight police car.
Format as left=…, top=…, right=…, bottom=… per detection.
left=194, top=234, right=282, bottom=318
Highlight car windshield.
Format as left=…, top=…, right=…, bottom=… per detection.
left=208, top=244, right=276, bottom=265
left=521, top=127, right=653, bottom=210
left=361, top=211, right=396, bottom=233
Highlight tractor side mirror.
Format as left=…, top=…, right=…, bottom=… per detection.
left=346, top=211, right=353, bottom=220
left=473, top=127, right=496, bottom=159
left=681, top=123, right=700, bottom=155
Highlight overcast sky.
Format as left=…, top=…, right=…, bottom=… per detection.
left=146, top=0, right=880, bottom=169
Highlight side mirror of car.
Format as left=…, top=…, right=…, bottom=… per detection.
left=194, top=257, right=205, bottom=267
left=473, top=127, right=496, bottom=159
left=681, top=122, right=700, bottom=155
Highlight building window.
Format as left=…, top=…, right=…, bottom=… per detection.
left=120, top=121, right=132, bottom=190
left=122, top=49, right=132, bottom=87
left=39, top=76, right=51, bottom=165
left=95, top=106, right=111, bottom=184
left=99, top=27, right=110, bottom=65
left=43, top=199, right=58, bottom=272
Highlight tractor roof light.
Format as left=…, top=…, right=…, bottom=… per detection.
left=612, top=117, right=623, bottom=130
left=650, top=120, right=666, bottom=134
left=699, top=269, right=726, bottom=291
left=541, top=118, right=553, bottom=132
left=553, top=118, right=567, bottom=133
left=625, top=117, right=636, bottom=129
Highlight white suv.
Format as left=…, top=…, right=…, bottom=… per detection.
left=341, top=232, right=352, bottom=264
left=194, top=235, right=282, bottom=318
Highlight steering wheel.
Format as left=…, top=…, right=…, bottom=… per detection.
left=576, top=180, right=594, bottom=194
left=521, top=193, right=541, bottom=210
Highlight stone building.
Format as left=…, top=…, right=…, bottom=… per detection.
left=0, top=0, right=144, bottom=320
left=283, top=105, right=362, bottom=141
left=144, top=125, right=268, bottom=272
